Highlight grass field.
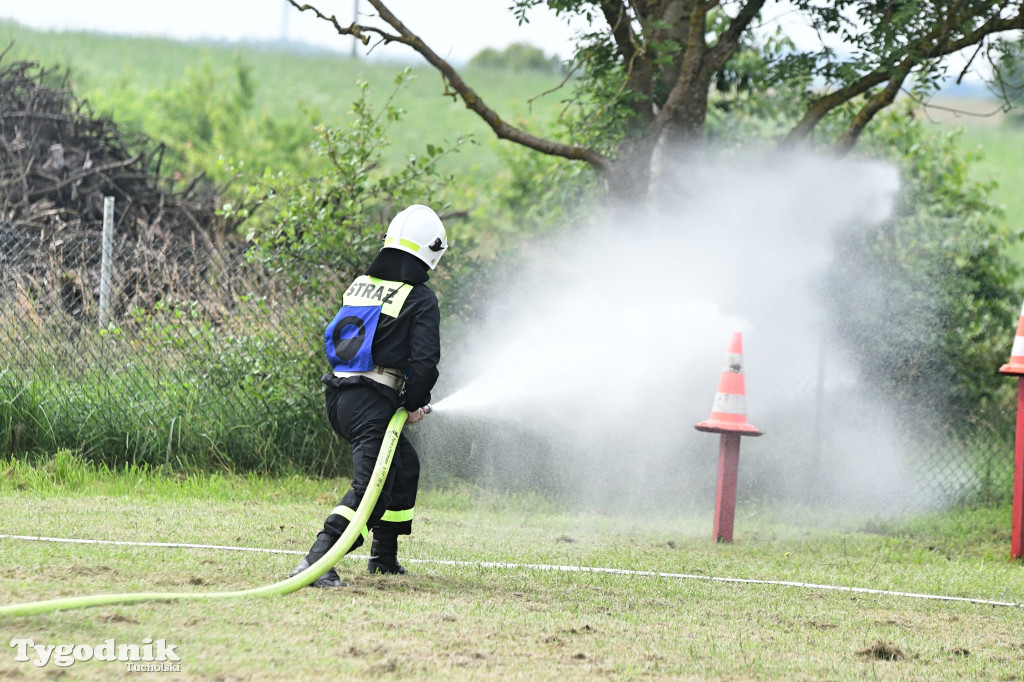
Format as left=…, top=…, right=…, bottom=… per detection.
left=3, top=21, right=1024, bottom=682
left=922, top=96, right=1024, bottom=260
left=1, top=456, right=1023, bottom=680
left=0, top=20, right=569, bottom=177
left=3, top=19, right=1022, bottom=239
left=957, top=124, right=1024, bottom=243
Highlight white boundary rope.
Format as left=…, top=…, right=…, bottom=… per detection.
left=0, top=534, right=305, bottom=555
left=2, top=533, right=1020, bottom=608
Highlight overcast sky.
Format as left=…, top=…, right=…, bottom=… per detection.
left=0, top=0, right=589, bottom=63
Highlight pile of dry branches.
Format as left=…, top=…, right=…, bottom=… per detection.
left=0, top=54, right=222, bottom=241
left=0, top=53, right=261, bottom=325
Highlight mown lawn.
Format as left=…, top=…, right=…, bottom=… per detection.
left=1, top=458, right=1022, bottom=680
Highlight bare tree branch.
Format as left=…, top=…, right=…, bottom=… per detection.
left=956, top=41, right=985, bottom=85
left=707, top=0, right=768, bottom=73
left=527, top=60, right=582, bottom=110
left=902, top=87, right=1010, bottom=122
left=599, top=0, right=639, bottom=64
left=784, top=3, right=1024, bottom=147
left=290, top=0, right=613, bottom=174
left=287, top=1, right=395, bottom=46
left=782, top=71, right=890, bottom=146
left=834, top=59, right=914, bottom=154
left=27, top=152, right=144, bottom=200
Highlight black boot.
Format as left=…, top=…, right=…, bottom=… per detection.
left=368, top=531, right=407, bottom=575
left=290, top=532, right=347, bottom=588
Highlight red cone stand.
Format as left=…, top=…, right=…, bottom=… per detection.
left=696, top=332, right=762, bottom=543
left=998, top=299, right=1024, bottom=560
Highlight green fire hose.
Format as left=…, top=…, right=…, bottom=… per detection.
left=0, top=408, right=410, bottom=618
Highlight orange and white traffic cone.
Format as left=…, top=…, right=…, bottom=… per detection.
left=1000, top=299, right=1024, bottom=376
left=998, top=298, right=1024, bottom=559
left=695, top=332, right=763, bottom=543
left=696, top=331, right=763, bottom=436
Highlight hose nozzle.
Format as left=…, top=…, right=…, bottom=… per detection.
left=422, top=404, right=433, bottom=415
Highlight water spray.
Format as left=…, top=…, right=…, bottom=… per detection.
left=0, top=408, right=411, bottom=618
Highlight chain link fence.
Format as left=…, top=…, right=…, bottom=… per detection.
left=0, top=212, right=345, bottom=475
left=1, top=211, right=1019, bottom=503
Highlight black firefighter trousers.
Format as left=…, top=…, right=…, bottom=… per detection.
left=307, top=379, right=419, bottom=562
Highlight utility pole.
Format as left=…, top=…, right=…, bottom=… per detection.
left=351, top=0, right=360, bottom=58
left=281, top=0, right=290, bottom=44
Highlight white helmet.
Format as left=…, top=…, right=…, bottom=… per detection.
left=383, top=204, right=448, bottom=269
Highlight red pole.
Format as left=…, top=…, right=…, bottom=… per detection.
left=713, top=433, right=741, bottom=543
left=1013, top=379, right=1024, bottom=559
left=997, top=299, right=1024, bottom=559
left=697, top=332, right=762, bottom=544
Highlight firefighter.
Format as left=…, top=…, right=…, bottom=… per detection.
left=290, top=204, right=447, bottom=587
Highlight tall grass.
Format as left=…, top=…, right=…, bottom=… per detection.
left=0, top=448, right=338, bottom=500
left=0, top=291, right=346, bottom=476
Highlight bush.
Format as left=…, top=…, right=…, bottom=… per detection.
left=829, top=111, right=1023, bottom=428
left=99, top=56, right=320, bottom=188
left=468, top=43, right=562, bottom=73
left=223, top=69, right=469, bottom=294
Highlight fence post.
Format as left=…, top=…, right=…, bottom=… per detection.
left=98, top=196, right=114, bottom=328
